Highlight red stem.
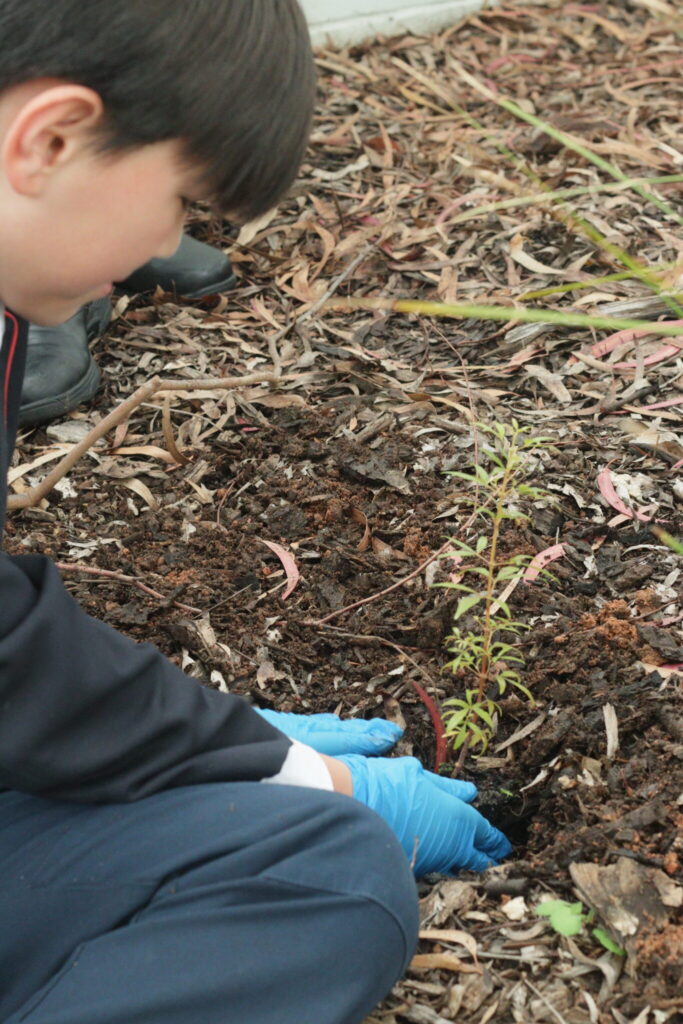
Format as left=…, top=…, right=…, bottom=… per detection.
left=410, top=679, right=448, bottom=773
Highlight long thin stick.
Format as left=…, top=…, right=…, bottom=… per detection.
left=264, top=246, right=373, bottom=376
left=303, top=539, right=455, bottom=627
left=56, top=562, right=202, bottom=615
left=8, top=378, right=162, bottom=511
left=155, top=372, right=287, bottom=391
left=8, top=372, right=296, bottom=512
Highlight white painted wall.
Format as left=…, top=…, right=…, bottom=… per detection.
left=301, top=0, right=489, bottom=47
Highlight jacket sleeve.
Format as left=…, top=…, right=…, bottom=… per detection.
left=0, top=551, right=329, bottom=803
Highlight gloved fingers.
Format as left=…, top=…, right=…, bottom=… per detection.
left=471, top=812, right=513, bottom=863
left=453, top=845, right=498, bottom=874
left=254, top=708, right=403, bottom=756
left=426, top=772, right=478, bottom=804
left=478, top=829, right=513, bottom=863
left=310, top=717, right=403, bottom=756
left=253, top=708, right=293, bottom=730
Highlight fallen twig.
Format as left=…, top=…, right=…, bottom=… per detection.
left=8, top=378, right=162, bottom=511
left=155, top=371, right=286, bottom=391
left=304, top=496, right=490, bottom=627
left=303, top=538, right=455, bottom=626
left=264, top=245, right=373, bottom=376
left=7, top=372, right=297, bottom=511
left=309, top=624, right=448, bottom=772
left=56, top=562, right=202, bottom=615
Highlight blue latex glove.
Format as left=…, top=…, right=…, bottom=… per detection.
left=254, top=708, right=403, bottom=756
left=337, top=755, right=512, bottom=877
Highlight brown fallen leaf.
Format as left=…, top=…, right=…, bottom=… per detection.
left=371, top=536, right=410, bottom=561
left=598, top=467, right=652, bottom=523
left=121, top=478, right=159, bottom=511
left=350, top=507, right=372, bottom=552
left=638, top=662, right=683, bottom=679
left=419, top=928, right=479, bottom=963
left=111, top=445, right=177, bottom=464
left=259, top=540, right=301, bottom=600
left=8, top=447, right=70, bottom=485
left=410, top=953, right=481, bottom=975
left=510, top=233, right=566, bottom=276
left=524, top=544, right=566, bottom=582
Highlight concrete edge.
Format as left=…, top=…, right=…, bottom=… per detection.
left=308, top=0, right=493, bottom=48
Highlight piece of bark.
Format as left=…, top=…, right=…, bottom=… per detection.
left=570, top=858, right=683, bottom=977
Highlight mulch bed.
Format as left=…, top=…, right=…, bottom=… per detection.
left=6, top=1, right=683, bottom=1021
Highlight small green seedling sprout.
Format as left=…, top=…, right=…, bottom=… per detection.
left=536, top=899, right=626, bottom=956
left=651, top=527, right=683, bottom=556
left=438, top=421, right=553, bottom=765
left=535, top=899, right=584, bottom=937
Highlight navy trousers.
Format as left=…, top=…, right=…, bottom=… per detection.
left=0, top=783, right=418, bottom=1023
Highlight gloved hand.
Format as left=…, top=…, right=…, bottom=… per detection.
left=336, top=754, right=512, bottom=877
left=254, top=707, right=403, bottom=757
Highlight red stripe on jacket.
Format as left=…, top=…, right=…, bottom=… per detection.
left=3, top=311, right=20, bottom=425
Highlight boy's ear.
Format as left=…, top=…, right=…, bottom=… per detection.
left=2, top=84, right=104, bottom=197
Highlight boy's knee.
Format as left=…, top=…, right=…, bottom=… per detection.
left=344, top=797, right=419, bottom=967
left=269, top=790, right=419, bottom=968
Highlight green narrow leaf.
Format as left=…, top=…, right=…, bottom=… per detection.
left=451, top=543, right=476, bottom=557
left=450, top=730, right=468, bottom=751
left=592, top=928, right=627, bottom=957
left=511, top=680, right=535, bottom=703
left=472, top=704, right=495, bottom=728
left=454, top=592, right=483, bottom=620
left=378, top=299, right=683, bottom=335
left=496, top=93, right=683, bottom=230
left=476, top=536, right=488, bottom=554
left=443, top=698, right=469, bottom=711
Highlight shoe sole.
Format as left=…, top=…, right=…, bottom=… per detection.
left=120, top=271, right=238, bottom=301
left=18, top=356, right=102, bottom=428
left=181, top=271, right=238, bottom=299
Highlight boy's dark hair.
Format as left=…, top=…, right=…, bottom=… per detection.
left=0, top=1, right=316, bottom=220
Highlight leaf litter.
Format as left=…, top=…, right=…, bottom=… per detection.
left=5, top=1, right=683, bottom=1021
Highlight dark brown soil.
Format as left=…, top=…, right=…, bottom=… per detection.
left=7, top=405, right=682, bottom=1018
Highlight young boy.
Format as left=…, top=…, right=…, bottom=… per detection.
left=0, top=3, right=511, bottom=1022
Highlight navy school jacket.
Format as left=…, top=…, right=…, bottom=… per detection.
left=0, top=310, right=330, bottom=802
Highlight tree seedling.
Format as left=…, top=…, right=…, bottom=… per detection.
left=438, top=421, right=552, bottom=767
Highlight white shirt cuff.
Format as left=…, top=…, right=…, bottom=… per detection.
left=263, top=741, right=333, bottom=791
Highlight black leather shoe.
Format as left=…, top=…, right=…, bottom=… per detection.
left=19, top=299, right=112, bottom=427
left=119, top=234, right=237, bottom=299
